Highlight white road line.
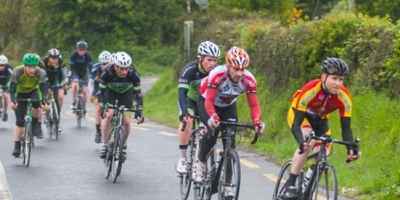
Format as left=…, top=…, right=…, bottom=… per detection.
left=131, top=126, right=148, bottom=131
left=0, top=161, right=12, bottom=200
left=159, top=131, right=177, bottom=137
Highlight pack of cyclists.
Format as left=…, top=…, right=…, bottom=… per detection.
left=3, top=40, right=360, bottom=199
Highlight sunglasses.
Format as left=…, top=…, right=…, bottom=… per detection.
left=117, top=67, right=129, bottom=71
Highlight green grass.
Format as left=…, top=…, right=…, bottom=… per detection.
left=144, top=69, right=400, bottom=199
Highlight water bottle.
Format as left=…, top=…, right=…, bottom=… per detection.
left=302, top=164, right=315, bottom=192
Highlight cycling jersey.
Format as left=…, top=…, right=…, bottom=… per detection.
left=89, top=62, right=103, bottom=95
left=0, top=64, right=13, bottom=89
left=40, top=56, right=68, bottom=86
left=200, top=64, right=258, bottom=114
left=99, top=64, right=143, bottom=108
left=290, top=79, right=352, bottom=119
left=9, top=65, right=47, bottom=102
left=69, top=50, right=93, bottom=79
left=178, top=61, right=208, bottom=114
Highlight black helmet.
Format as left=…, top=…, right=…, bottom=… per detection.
left=76, top=40, right=88, bottom=49
left=321, top=57, right=349, bottom=76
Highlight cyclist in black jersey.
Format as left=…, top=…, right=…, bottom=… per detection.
left=10, top=53, right=47, bottom=157
left=69, top=40, right=93, bottom=115
left=97, top=51, right=144, bottom=162
left=176, top=41, right=221, bottom=174
left=40, top=48, right=69, bottom=132
left=0, top=55, right=13, bottom=121
left=89, top=50, right=112, bottom=143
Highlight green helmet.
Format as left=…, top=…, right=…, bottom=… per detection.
left=23, top=53, right=40, bottom=66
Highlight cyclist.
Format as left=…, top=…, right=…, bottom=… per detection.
left=40, top=48, right=69, bottom=132
left=0, top=55, right=13, bottom=121
left=98, top=51, right=144, bottom=162
left=176, top=41, right=220, bottom=174
left=89, top=50, right=112, bottom=143
left=69, top=40, right=93, bottom=115
left=192, top=46, right=265, bottom=197
left=11, top=53, right=47, bottom=157
left=282, top=57, right=360, bottom=199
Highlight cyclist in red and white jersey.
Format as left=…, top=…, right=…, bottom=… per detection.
left=192, top=47, right=265, bottom=196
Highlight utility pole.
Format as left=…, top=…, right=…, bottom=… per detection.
left=348, top=0, right=356, bottom=14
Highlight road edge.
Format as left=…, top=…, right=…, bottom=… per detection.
left=0, top=160, right=12, bottom=200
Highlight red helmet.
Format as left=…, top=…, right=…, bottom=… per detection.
left=225, top=46, right=250, bottom=70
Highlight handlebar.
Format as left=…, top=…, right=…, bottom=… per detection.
left=219, top=121, right=262, bottom=145
left=180, top=115, right=200, bottom=132
left=105, top=105, right=141, bottom=113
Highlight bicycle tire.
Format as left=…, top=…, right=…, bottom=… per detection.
left=202, top=150, right=216, bottom=200
left=309, top=163, right=338, bottom=200
left=104, top=139, right=113, bottom=180
left=0, top=95, right=3, bottom=119
left=180, top=129, right=197, bottom=200
left=47, top=105, right=54, bottom=139
left=23, top=121, right=32, bottom=167
left=52, top=102, right=60, bottom=140
left=76, top=95, right=84, bottom=128
left=112, top=129, right=122, bottom=183
left=272, top=160, right=294, bottom=200
left=218, top=149, right=241, bottom=200
left=116, top=130, right=124, bottom=177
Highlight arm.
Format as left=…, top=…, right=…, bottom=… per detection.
left=340, top=117, right=353, bottom=152
left=205, top=87, right=218, bottom=116
left=132, top=69, right=143, bottom=109
left=291, top=109, right=307, bottom=144
left=246, top=93, right=261, bottom=124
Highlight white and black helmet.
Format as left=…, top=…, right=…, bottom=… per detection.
left=197, top=41, right=221, bottom=57
left=98, top=50, right=112, bottom=63
left=321, top=57, right=349, bottom=76
left=114, top=52, right=132, bottom=68
left=0, top=55, right=8, bottom=65
left=47, top=48, right=61, bottom=58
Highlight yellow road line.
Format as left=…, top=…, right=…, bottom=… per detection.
left=159, top=131, right=177, bottom=137
left=240, top=159, right=260, bottom=168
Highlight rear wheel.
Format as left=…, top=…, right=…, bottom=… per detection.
left=310, top=163, right=338, bottom=200
left=218, top=149, right=241, bottom=200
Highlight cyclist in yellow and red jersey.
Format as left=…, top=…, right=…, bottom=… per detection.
left=282, top=57, right=360, bottom=199
left=192, top=46, right=265, bottom=197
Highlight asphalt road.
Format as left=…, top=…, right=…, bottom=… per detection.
left=0, top=76, right=352, bottom=200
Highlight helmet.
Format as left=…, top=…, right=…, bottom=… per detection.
left=197, top=41, right=221, bottom=57
left=23, top=53, right=40, bottom=66
left=98, top=51, right=112, bottom=63
left=76, top=40, right=88, bottom=49
left=321, top=57, right=349, bottom=76
left=47, top=48, right=60, bottom=58
left=0, top=55, right=8, bottom=65
left=225, top=46, right=250, bottom=70
left=114, top=52, right=132, bottom=68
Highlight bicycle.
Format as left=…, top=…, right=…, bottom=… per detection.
left=178, top=115, right=200, bottom=200
left=103, top=100, right=141, bottom=183
left=73, top=80, right=85, bottom=128
left=43, top=86, right=60, bottom=140
left=18, top=98, right=40, bottom=167
left=193, top=120, right=261, bottom=200
left=273, top=131, right=360, bottom=200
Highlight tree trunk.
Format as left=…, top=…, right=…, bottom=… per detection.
left=348, top=0, right=356, bottom=14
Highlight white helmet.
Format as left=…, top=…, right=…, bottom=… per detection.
left=0, top=55, right=8, bottom=65
left=114, top=52, right=132, bottom=68
left=197, top=41, right=221, bottom=57
left=98, top=51, right=112, bottom=63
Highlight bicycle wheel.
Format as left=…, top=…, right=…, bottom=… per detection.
left=218, top=149, right=241, bottom=200
left=202, top=150, right=216, bottom=200
left=0, top=95, right=3, bottom=119
left=76, top=95, right=84, bottom=128
left=52, top=102, right=60, bottom=140
left=23, top=121, right=33, bottom=167
left=111, top=129, right=122, bottom=183
left=104, top=141, right=113, bottom=179
left=309, top=163, right=338, bottom=200
left=180, top=129, right=196, bottom=200
left=273, top=160, right=294, bottom=200
left=46, top=106, right=54, bottom=139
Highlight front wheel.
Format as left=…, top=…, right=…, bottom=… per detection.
left=180, top=129, right=197, bottom=200
left=23, top=121, right=33, bottom=167
left=218, top=149, right=241, bottom=200
left=76, top=96, right=84, bottom=128
left=309, top=163, right=338, bottom=200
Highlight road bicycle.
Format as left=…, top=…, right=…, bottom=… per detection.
left=73, top=80, right=85, bottom=128
left=18, top=98, right=40, bottom=167
left=193, top=120, right=261, bottom=200
left=178, top=115, right=201, bottom=200
left=43, top=86, right=60, bottom=140
left=103, top=100, right=141, bottom=183
left=273, top=131, right=360, bottom=200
